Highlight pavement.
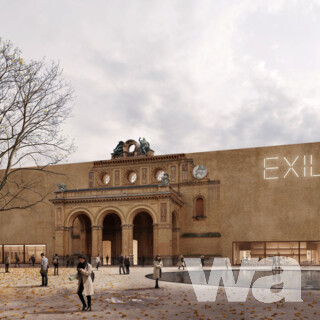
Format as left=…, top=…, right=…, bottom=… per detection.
left=0, top=266, right=319, bottom=320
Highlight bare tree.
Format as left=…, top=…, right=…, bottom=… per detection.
left=0, top=39, right=75, bottom=211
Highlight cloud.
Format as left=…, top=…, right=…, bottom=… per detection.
left=0, top=0, right=320, bottom=162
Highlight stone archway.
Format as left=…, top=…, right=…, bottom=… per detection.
left=70, top=213, right=92, bottom=258
left=133, top=212, right=154, bottom=265
left=102, top=213, right=122, bottom=265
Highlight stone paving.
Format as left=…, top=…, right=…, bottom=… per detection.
left=0, top=266, right=319, bottom=320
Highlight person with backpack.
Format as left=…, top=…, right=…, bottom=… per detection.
left=53, top=254, right=59, bottom=275
left=77, top=254, right=94, bottom=311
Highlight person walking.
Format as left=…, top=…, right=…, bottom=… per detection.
left=4, top=254, right=10, bottom=273
left=118, top=254, right=125, bottom=274
left=200, top=255, right=205, bottom=267
left=40, top=253, right=49, bottom=287
left=77, top=254, right=94, bottom=311
left=177, top=254, right=185, bottom=270
left=124, top=256, right=130, bottom=274
left=106, top=255, right=109, bottom=265
left=15, top=254, right=20, bottom=267
left=31, top=254, right=35, bottom=266
left=53, top=254, right=59, bottom=275
left=153, top=255, right=163, bottom=289
left=95, top=256, right=100, bottom=270
left=142, top=255, right=145, bottom=267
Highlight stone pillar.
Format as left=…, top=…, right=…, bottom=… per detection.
left=54, top=227, right=64, bottom=256
left=63, top=227, right=71, bottom=256
left=121, top=224, right=133, bottom=264
left=156, top=224, right=173, bottom=266
left=172, top=227, right=180, bottom=265
left=91, top=225, right=103, bottom=265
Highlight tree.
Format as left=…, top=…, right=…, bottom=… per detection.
left=0, top=39, right=75, bottom=211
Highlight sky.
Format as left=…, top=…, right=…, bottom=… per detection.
left=1, top=0, right=320, bottom=163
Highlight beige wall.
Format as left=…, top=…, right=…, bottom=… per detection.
left=1, top=142, right=320, bottom=262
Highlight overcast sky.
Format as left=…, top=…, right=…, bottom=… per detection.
left=1, top=0, right=320, bottom=163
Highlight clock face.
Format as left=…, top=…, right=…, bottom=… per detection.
left=193, top=165, right=207, bottom=179
left=129, top=172, right=137, bottom=183
left=103, top=174, right=110, bottom=185
left=156, top=170, right=165, bottom=181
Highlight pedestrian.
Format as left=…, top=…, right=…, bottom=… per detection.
left=31, top=254, right=35, bottom=266
left=118, top=254, right=125, bottom=274
left=53, top=254, right=59, bottom=275
left=200, top=255, right=205, bottom=267
left=142, top=255, right=145, bottom=267
left=177, top=254, right=185, bottom=270
left=100, top=256, right=103, bottom=266
left=15, top=254, right=20, bottom=267
left=153, top=255, right=163, bottom=289
left=66, top=255, right=70, bottom=268
left=124, top=256, right=130, bottom=274
left=40, top=253, right=49, bottom=287
left=106, top=255, right=109, bottom=265
left=77, top=254, right=94, bottom=311
left=4, top=254, right=10, bottom=273
left=95, top=256, right=100, bottom=270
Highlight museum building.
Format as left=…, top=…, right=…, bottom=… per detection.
left=0, top=139, right=319, bottom=266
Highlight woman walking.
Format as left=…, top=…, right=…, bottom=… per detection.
left=177, top=254, right=185, bottom=270
left=77, top=254, right=94, bottom=311
left=153, top=255, right=163, bottom=289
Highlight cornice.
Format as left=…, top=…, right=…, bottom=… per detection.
left=50, top=192, right=184, bottom=207
left=93, top=153, right=187, bottom=167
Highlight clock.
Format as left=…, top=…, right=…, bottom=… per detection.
left=128, top=172, right=137, bottom=183
left=103, top=174, right=110, bottom=185
left=193, top=165, right=207, bottom=179
left=156, top=170, right=165, bottom=182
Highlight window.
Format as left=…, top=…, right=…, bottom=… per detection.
left=195, top=197, right=205, bottom=217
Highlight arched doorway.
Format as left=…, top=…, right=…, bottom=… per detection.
left=71, top=214, right=92, bottom=258
left=133, top=212, right=153, bottom=265
left=102, top=213, right=122, bottom=265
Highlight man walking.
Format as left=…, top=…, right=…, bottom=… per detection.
left=5, top=254, right=10, bottom=273
left=31, top=254, right=35, bottom=267
left=40, top=253, right=49, bottom=286
left=106, top=255, right=109, bottom=265
left=53, top=254, right=59, bottom=275
left=118, top=254, right=125, bottom=274
left=96, top=256, right=100, bottom=270
left=124, top=256, right=130, bottom=274
left=15, top=254, right=20, bottom=267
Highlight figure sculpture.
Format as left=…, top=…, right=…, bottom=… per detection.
left=112, top=141, right=124, bottom=158
left=160, top=172, right=170, bottom=186
left=139, top=137, right=152, bottom=155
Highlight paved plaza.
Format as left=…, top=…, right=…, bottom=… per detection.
left=0, top=266, right=319, bottom=320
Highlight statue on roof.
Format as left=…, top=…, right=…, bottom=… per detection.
left=112, top=141, right=124, bottom=158
left=139, top=137, right=153, bottom=155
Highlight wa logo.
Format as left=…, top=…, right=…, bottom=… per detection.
left=185, top=257, right=302, bottom=303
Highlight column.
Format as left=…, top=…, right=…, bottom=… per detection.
left=91, top=225, right=103, bottom=264
left=156, top=223, right=173, bottom=266
left=54, top=227, right=65, bottom=256
left=121, top=224, right=133, bottom=264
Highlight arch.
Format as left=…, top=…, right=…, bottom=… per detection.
left=95, top=206, right=125, bottom=226
left=65, top=207, right=94, bottom=227
left=127, top=205, right=158, bottom=225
